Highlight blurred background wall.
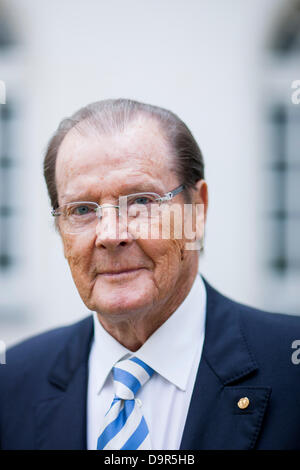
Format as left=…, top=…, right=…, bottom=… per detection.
left=0, top=0, right=300, bottom=347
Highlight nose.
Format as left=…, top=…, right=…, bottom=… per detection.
left=94, top=205, right=133, bottom=250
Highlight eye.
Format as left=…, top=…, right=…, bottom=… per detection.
left=76, top=205, right=91, bottom=215
left=68, top=204, right=95, bottom=216
left=132, top=195, right=157, bottom=205
left=135, top=197, right=151, bottom=205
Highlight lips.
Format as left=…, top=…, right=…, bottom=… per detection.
left=99, top=268, right=144, bottom=275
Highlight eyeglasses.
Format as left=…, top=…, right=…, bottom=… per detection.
left=51, top=184, right=185, bottom=234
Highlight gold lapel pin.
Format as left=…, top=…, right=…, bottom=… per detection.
left=237, top=397, right=250, bottom=409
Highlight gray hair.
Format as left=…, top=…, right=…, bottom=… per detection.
left=43, top=98, right=205, bottom=208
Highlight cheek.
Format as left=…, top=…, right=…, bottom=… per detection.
left=139, top=238, right=184, bottom=287
left=62, top=236, right=93, bottom=282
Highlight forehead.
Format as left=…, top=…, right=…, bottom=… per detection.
left=56, top=117, right=177, bottom=202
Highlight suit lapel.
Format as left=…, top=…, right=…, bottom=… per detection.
left=34, top=316, right=94, bottom=450
left=180, top=278, right=271, bottom=450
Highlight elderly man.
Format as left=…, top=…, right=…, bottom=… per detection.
left=1, top=99, right=300, bottom=450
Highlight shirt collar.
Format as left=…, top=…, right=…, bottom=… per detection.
left=91, top=273, right=206, bottom=393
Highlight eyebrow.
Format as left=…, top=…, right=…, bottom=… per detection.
left=61, top=183, right=166, bottom=203
left=119, top=183, right=165, bottom=195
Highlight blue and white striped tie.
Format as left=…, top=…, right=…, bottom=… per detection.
left=97, top=356, right=154, bottom=450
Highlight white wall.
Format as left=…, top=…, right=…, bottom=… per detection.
left=0, top=0, right=295, bottom=347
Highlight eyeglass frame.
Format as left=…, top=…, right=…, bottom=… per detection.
left=51, top=184, right=186, bottom=221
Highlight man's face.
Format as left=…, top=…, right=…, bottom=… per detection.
left=55, top=117, right=202, bottom=321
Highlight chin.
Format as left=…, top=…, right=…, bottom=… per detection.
left=91, top=285, right=154, bottom=317
left=88, top=270, right=154, bottom=315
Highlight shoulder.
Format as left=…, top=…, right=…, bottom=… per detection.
left=234, top=297, right=300, bottom=344
left=7, top=316, right=91, bottom=361
left=203, top=277, right=300, bottom=374
left=222, top=291, right=300, bottom=375
left=237, top=301, right=300, bottom=367
left=0, top=315, right=93, bottom=387
left=204, top=276, right=300, bottom=335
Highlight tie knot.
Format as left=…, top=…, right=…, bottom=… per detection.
left=112, top=356, right=154, bottom=400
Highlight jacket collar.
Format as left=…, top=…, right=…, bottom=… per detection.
left=47, top=315, right=94, bottom=391
left=201, top=277, right=258, bottom=385
left=35, top=316, right=94, bottom=449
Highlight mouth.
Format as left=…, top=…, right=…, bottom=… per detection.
left=98, top=268, right=145, bottom=279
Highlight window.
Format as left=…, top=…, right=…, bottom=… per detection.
left=0, top=101, right=15, bottom=270
left=267, top=104, right=300, bottom=272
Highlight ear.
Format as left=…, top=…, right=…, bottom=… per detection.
left=193, top=179, right=208, bottom=223
left=184, top=180, right=208, bottom=251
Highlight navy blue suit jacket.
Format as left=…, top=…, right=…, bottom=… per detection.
left=1, top=277, right=300, bottom=449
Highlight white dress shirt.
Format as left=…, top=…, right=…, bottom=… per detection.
left=87, top=273, right=207, bottom=450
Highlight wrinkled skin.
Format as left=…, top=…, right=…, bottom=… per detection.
left=55, top=116, right=208, bottom=350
